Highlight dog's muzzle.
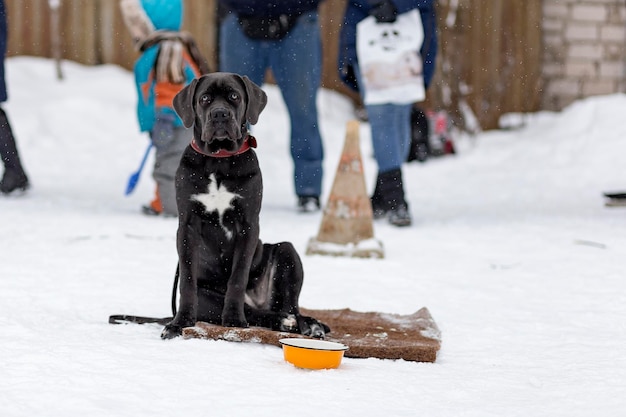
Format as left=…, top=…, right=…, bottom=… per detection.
left=199, top=107, right=243, bottom=153
left=209, top=108, right=234, bottom=138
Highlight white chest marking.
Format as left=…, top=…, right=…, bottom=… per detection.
left=191, top=174, right=241, bottom=238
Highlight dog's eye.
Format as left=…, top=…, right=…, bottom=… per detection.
left=199, top=94, right=211, bottom=106
left=229, top=92, right=240, bottom=102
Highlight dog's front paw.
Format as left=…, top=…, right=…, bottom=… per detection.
left=222, top=305, right=248, bottom=328
left=222, top=314, right=248, bottom=328
left=161, top=323, right=184, bottom=339
left=222, top=318, right=249, bottom=328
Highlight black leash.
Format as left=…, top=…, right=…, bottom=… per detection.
left=108, top=265, right=179, bottom=325
left=108, top=314, right=171, bottom=325
left=170, top=264, right=179, bottom=316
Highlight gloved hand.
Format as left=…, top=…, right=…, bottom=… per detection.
left=370, top=0, right=398, bottom=23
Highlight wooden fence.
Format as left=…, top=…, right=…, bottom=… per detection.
left=5, top=0, right=543, bottom=130
left=432, top=0, right=543, bottom=130
left=5, top=0, right=217, bottom=70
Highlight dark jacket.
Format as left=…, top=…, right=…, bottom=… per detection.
left=338, top=0, right=437, bottom=93
left=0, top=0, right=8, bottom=102
left=219, top=0, right=322, bottom=18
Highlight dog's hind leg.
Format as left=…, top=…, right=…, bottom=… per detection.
left=244, top=307, right=328, bottom=338
left=262, top=242, right=304, bottom=314
left=194, top=285, right=305, bottom=334
left=297, top=315, right=330, bottom=338
left=244, top=306, right=299, bottom=332
left=254, top=242, right=329, bottom=338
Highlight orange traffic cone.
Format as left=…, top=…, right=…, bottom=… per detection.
left=306, top=120, right=384, bottom=258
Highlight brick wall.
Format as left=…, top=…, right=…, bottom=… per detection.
left=542, top=0, right=626, bottom=110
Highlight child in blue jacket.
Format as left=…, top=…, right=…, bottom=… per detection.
left=120, top=0, right=209, bottom=216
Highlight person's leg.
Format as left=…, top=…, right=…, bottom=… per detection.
left=366, top=103, right=413, bottom=226
left=149, top=113, right=189, bottom=216
left=354, top=66, right=412, bottom=226
left=365, top=102, right=411, bottom=173
left=219, top=14, right=267, bottom=86
left=269, top=11, right=324, bottom=205
left=398, top=104, right=413, bottom=162
left=353, top=64, right=408, bottom=173
left=0, top=107, right=29, bottom=194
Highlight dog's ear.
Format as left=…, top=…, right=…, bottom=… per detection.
left=239, top=75, right=267, bottom=125
left=173, top=78, right=199, bottom=128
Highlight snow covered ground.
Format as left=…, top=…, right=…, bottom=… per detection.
left=1, top=57, right=625, bottom=416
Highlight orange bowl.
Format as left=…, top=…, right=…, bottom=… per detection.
left=279, top=338, right=349, bottom=370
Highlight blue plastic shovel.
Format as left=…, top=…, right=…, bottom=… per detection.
left=125, top=143, right=153, bottom=196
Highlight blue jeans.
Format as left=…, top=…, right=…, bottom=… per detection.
left=220, top=12, right=324, bottom=198
left=354, top=65, right=413, bottom=173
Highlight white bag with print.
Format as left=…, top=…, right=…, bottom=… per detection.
left=356, top=9, right=425, bottom=105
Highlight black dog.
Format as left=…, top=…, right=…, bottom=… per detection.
left=160, top=73, right=328, bottom=340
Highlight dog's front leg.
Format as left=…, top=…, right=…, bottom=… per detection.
left=221, top=226, right=259, bottom=328
left=161, top=264, right=197, bottom=339
left=161, top=228, right=198, bottom=339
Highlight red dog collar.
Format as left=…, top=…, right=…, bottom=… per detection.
left=191, top=135, right=257, bottom=157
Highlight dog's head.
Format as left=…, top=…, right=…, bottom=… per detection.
left=173, top=73, right=267, bottom=154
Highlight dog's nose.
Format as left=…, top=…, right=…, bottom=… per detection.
left=211, top=108, right=231, bottom=122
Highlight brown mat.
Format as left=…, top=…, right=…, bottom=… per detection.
left=183, top=307, right=441, bottom=362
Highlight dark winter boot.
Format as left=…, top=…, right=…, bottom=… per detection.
left=407, top=106, right=430, bottom=163
left=370, top=172, right=388, bottom=219
left=0, top=108, right=29, bottom=195
left=377, top=168, right=412, bottom=227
